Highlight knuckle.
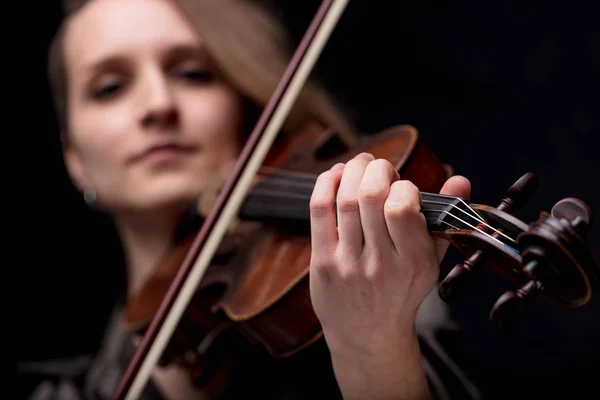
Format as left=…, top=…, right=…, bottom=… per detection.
left=314, top=249, right=350, bottom=282
left=313, top=171, right=328, bottom=189
left=366, top=158, right=396, bottom=180
left=309, top=198, right=332, bottom=218
left=310, top=172, right=336, bottom=217
left=374, top=158, right=400, bottom=181
left=315, top=169, right=335, bottom=184
left=409, top=181, right=420, bottom=196
left=397, top=179, right=419, bottom=194
left=372, top=158, right=394, bottom=172
left=357, top=159, right=395, bottom=205
left=337, top=196, right=359, bottom=214
left=311, top=259, right=333, bottom=282
left=391, top=180, right=420, bottom=199
left=384, top=181, right=421, bottom=220
left=344, top=158, right=364, bottom=170
left=354, top=152, right=375, bottom=161
left=363, top=252, right=385, bottom=282
left=358, top=185, right=388, bottom=206
left=384, top=201, right=414, bottom=220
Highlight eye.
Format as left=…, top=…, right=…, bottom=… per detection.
left=89, top=76, right=126, bottom=100
left=173, top=64, right=213, bottom=83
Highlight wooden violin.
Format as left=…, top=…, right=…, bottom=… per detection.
left=111, top=0, right=599, bottom=398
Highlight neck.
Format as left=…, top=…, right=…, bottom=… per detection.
left=114, top=209, right=182, bottom=299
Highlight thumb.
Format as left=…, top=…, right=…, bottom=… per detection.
left=433, top=175, right=471, bottom=262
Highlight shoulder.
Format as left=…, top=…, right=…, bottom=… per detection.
left=83, top=306, right=166, bottom=400
left=21, top=305, right=165, bottom=400
left=19, top=354, right=93, bottom=400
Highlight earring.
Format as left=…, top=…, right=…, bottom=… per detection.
left=83, top=190, right=98, bottom=208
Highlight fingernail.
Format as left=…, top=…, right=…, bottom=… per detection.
left=355, top=152, right=375, bottom=161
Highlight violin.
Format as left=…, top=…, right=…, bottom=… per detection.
left=111, top=0, right=599, bottom=398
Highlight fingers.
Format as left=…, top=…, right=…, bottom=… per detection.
left=439, top=175, right=471, bottom=201
left=434, top=175, right=472, bottom=261
left=335, top=153, right=374, bottom=253
left=384, top=180, right=425, bottom=254
left=310, top=163, right=345, bottom=260
left=358, top=159, right=400, bottom=250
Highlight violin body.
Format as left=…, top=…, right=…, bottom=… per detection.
left=121, top=124, right=452, bottom=386
left=217, top=123, right=450, bottom=357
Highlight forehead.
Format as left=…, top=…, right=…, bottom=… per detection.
left=64, top=0, right=201, bottom=72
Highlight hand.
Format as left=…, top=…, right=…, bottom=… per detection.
left=308, top=152, right=470, bottom=399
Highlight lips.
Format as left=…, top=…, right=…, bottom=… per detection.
left=129, top=142, right=197, bottom=164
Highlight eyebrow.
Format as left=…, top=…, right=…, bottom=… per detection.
left=164, top=43, right=211, bottom=65
left=79, top=41, right=211, bottom=77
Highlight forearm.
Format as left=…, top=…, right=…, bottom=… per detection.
left=327, top=326, right=431, bottom=400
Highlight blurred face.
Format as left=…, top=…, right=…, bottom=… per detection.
left=62, top=0, right=244, bottom=217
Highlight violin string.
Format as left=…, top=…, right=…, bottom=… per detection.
left=421, top=200, right=517, bottom=245
left=243, top=190, right=515, bottom=249
left=423, top=199, right=485, bottom=224
left=256, top=169, right=498, bottom=236
left=248, top=184, right=516, bottom=243
left=421, top=207, right=514, bottom=249
left=242, top=195, right=514, bottom=251
left=247, top=168, right=519, bottom=248
left=426, top=218, right=460, bottom=231
left=242, top=200, right=516, bottom=252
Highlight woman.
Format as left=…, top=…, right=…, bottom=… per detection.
left=26, top=0, right=478, bottom=399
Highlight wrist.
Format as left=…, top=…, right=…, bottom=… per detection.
left=323, top=313, right=418, bottom=360
left=326, top=325, right=430, bottom=400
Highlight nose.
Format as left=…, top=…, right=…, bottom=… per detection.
left=138, top=69, right=178, bottom=129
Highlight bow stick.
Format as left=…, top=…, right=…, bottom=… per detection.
left=112, top=0, right=349, bottom=398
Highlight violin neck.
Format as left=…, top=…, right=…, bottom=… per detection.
left=420, top=192, right=474, bottom=234
left=238, top=175, right=469, bottom=234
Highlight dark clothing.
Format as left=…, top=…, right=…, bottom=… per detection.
left=21, top=287, right=480, bottom=400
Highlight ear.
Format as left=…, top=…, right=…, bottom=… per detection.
left=62, top=133, right=91, bottom=193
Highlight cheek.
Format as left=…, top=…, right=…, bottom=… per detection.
left=70, top=106, right=132, bottom=186
left=182, top=88, right=243, bottom=155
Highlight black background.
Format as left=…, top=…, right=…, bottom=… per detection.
left=16, top=0, right=599, bottom=399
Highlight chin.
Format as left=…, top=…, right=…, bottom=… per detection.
left=147, top=190, right=199, bottom=210
left=131, top=178, right=205, bottom=215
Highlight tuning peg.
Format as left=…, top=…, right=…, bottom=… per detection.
left=489, top=278, right=542, bottom=331
left=439, top=173, right=539, bottom=302
left=551, top=197, right=593, bottom=237
left=498, top=172, right=538, bottom=213
left=490, top=260, right=542, bottom=330
left=439, top=250, right=484, bottom=302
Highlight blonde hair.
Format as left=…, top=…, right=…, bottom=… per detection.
left=50, top=0, right=358, bottom=146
